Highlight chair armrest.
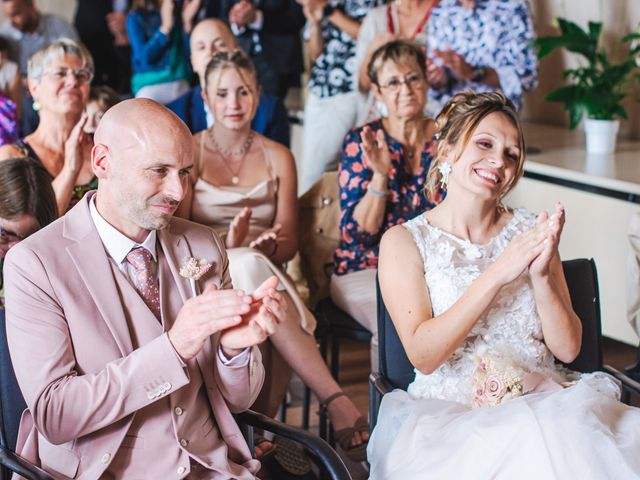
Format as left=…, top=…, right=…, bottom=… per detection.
left=236, top=410, right=352, bottom=480
left=602, top=364, right=640, bottom=400
left=369, top=373, right=395, bottom=431
left=0, top=448, right=55, bottom=480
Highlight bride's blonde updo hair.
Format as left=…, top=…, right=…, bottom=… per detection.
left=425, top=91, right=526, bottom=203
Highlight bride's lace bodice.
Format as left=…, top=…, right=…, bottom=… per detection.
left=402, top=208, right=567, bottom=405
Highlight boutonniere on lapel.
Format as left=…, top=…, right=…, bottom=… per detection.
left=179, top=257, right=213, bottom=297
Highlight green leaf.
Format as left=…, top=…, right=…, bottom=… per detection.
left=567, top=103, right=585, bottom=129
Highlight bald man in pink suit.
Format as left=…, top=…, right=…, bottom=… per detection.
left=3, top=99, right=285, bottom=479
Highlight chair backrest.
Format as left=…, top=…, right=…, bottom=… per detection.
left=0, top=308, right=27, bottom=453
left=376, top=258, right=603, bottom=390
left=376, top=275, right=414, bottom=391
left=561, top=258, right=603, bottom=373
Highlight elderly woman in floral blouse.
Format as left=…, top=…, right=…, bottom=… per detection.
left=330, top=40, right=438, bottom=371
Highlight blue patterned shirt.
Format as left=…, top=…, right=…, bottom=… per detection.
left=307, top=0, right=385, bottom=98
left=427, top=0, right=538, bottom=111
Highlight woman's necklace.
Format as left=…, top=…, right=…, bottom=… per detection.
left=208, top=129, right=254, bottom=185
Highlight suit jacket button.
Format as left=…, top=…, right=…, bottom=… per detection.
left=174, top=407, right=184, bottom=416
left=177, top=466, right=186, bottom=475
left=101, top=453, right=111, bottom=464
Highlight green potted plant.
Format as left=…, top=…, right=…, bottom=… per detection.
left=532, top=18, right=640, bottom=154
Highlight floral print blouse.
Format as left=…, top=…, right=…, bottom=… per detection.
left=427, top=0, right=538, bottom=112
left=334, top=119, right=438, bottom=275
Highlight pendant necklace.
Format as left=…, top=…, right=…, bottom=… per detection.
left=208, top=129, right=255, bottom=185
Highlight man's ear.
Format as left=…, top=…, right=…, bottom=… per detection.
left=92, top=143, right=111, bottom=180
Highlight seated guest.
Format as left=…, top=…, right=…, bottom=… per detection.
left=0, top=0, right=78, bottom=134
left=4, top=99, right=285, bottom=479
left=0, top=156, right=57, bottom=451
left=127, top=0, right=197, bottom=103
left=84, top=85, right=122, bottom=136
left=0, top=39, right=95, bottom=214
left=330, top=40, right=438, bottom=372
left=167, top=18, right=289, bottom=146
left=296, top=0, right=384, bottom=194
left=370, top=91, right=640, bottom=478
left=425, top=0, right=538, bottom=114
left=176, top=49, right=369, bottom=462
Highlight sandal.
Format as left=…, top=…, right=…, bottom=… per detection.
left=273, top=436, right=312, bottom=475
left=318, top=391, right=369, bottom=463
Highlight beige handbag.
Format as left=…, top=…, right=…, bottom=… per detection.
left=287, top=172, right=341, bottom=309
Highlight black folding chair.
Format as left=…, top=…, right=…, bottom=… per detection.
left=370, top=258, right=640, bottom=430
left=0, top=308, right=352, bottom=480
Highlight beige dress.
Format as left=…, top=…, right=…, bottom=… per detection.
left=191, top=134, right=315, bottom=334
left=191, top=135, right=316, bottom=415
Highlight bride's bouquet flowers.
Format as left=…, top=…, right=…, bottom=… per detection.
left=471, top=352, right=526, bottom=408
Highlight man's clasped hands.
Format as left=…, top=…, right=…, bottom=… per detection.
left=168, top=275, right=286, bottom=361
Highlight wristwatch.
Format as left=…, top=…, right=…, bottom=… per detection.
left=471, top=67, right=486, bottom=82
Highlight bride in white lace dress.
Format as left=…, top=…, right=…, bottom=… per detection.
left=369, top=91, right=640, bottom=479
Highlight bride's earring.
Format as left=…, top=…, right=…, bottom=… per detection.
left=437, top=161, right=452, bottom=189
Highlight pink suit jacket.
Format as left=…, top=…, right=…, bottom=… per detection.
left=3, top=193, right=265, bottom=479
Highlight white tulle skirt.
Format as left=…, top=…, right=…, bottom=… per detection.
left=368, top=374, right=640, bottom=479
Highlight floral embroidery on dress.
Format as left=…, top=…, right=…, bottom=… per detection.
left=401, top=208, right=574, bottom=406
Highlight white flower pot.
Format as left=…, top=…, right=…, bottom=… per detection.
left=583, top=118, right=619, bottom=154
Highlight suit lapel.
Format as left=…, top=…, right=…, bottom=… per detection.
left=64, top=194, right=134, bottom=355
left=158, top=226, right=194, bottom=305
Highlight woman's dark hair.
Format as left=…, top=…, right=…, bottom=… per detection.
left=367, top=40, right=427, bottom=87
left=0, top=157, right=58, bottom=228
left=89, top=85, right=121, bottom=112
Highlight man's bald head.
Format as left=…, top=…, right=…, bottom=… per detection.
left=190, top=19, right=237, bottom=85
left=92, top=99, right=194, bottom=242
left=95, top=98, right=192, bottom=154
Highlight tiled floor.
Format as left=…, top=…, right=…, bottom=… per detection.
left=282, top=336, right=639, bottom=478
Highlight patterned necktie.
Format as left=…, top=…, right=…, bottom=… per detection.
left=126, top=247, right=161, bottom=321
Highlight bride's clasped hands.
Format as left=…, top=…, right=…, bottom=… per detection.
left=490, top=202, right=565, bottom=286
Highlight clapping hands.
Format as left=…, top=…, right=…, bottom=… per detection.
left=360, top=125, right=391, bottom=176
left=64, top=113, right=93, bottom=181
left=219, top=275, right=286, bottom=353
left=169, top=276, right=285, bottom=360
left=227, top=207, right=252, bottom=248
left=229, top=0, right=258, bottom=27
left=493, top=203, right=565, bottom=285
left=250, top=224, right=281, bottom=257
left=529, top=203, right=564, bottom=278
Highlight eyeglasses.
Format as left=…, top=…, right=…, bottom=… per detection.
left=378, top=73, right=425, bottom=93
left=0, top=225, right=27, bottom=245
left=44, top=67, right=93, bottom=84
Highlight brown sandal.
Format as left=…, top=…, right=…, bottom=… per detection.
left=318, top=391, right=369, bottom=463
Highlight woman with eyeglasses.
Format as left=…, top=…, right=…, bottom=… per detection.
left=0, top=156, right=57, bottom=451
left=331, top=40, right=439, bottom=373
left=0, top=39, right=95, bottom=214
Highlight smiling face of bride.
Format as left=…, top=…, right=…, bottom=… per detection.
left=446, top=112, right=522, bottom=202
